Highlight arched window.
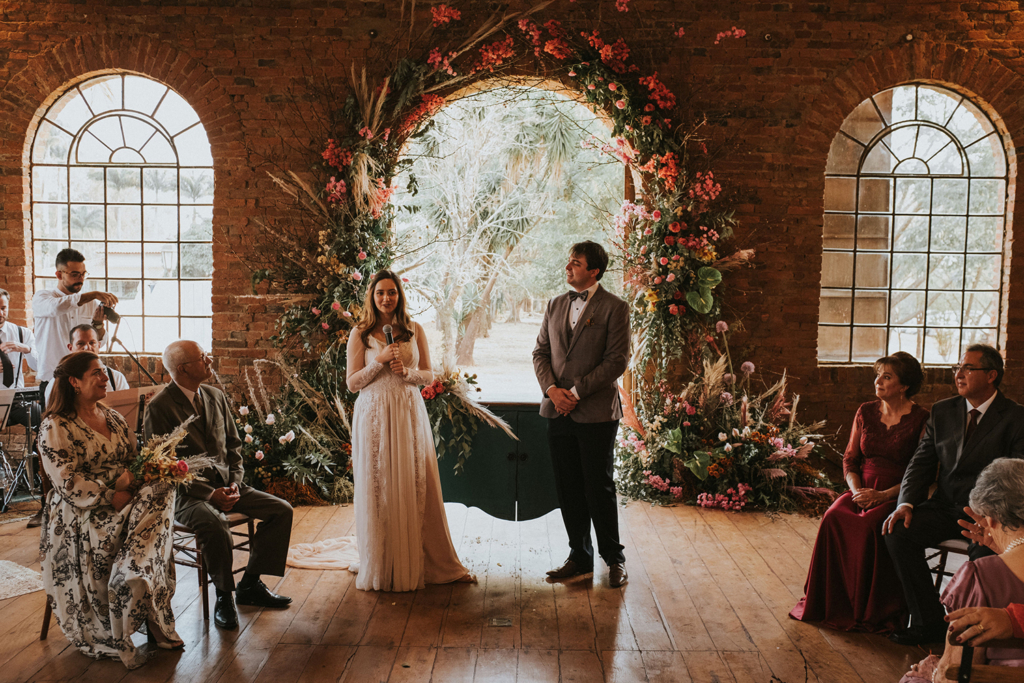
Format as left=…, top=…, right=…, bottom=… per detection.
left=30, top=74, right=214, bottom=353
left=818, top=84, right=1008, bottom=364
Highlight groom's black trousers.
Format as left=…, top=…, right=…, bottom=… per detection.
left=548, top=415, right=625, bottom=567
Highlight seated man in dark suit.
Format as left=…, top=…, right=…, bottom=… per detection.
left=883, top=343, right=1024, bottom=645
left=144, top=340, right=293, bottom=630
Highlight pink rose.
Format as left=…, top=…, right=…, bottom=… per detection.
left=669, top=304, right=679, bottom=315
left=666, top=273, right=676, bottom=282
left=652, top=210, right=662, bottom=220
left=255, top=451, right=264, bottom=461
left=358, top=251, right=367, bottom=260
left=643, top=227, right=652, bottom=235
left=568, top=70, right=577, bottom=76
left=615, top=100, right=626, bottom=109
left=664, top=236, right=676, bottom=246
left=608, top=83, right=618, bottom=91
left=587, top=83, right=596, bottom=90
left=352, top=272, right=362, bottom=281
left=659, top=257, right=668, bottom=265
left=654, top=276, right=663, bottom=284
left=322, top=322, right=330, bottom=330
left=421, top=387, right=436, bottom=400
left=331, top=302, right=341, bottom=311
left=311, top=307, right=321, bottom=316
left=177, top=460, right=189, bottom=474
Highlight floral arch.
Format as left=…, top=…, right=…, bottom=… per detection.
left=242, top=5, right=832, bottom=511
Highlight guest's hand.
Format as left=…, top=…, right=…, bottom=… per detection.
left=114, top=470, right=133, bottom=492
left=210, top=484, right=240, bottom=512
left=548, top=387, right=578, bottom=416
left=375, top=343, right=399, bottom=366
left=946, top=606, right=1014, bottom=646
left=881, top=505, right=912, bottom=535
left=958, top=506, right=996, bottom=550
left=0, top=340, right=30, bottom=354
left=851, top=488, right=887, bottom=509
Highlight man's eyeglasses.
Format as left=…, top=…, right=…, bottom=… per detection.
left=60, top=270, right=87, bottom=279
left=952, top=364, right=995, bottom=374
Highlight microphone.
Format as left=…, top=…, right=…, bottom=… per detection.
left=383, top=325, right=394, bottom=345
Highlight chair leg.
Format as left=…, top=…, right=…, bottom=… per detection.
left=198, top=547, right=209, bottom=622
left=40, top=598, right=51, bottom=640
left=934, top=550, right=948, bottom=591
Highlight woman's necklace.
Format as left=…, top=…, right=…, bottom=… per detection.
left=1003, top=536, right=1024, bottom=554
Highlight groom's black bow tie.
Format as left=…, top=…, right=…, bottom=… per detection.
left=568, top=290, right=589, bottom=302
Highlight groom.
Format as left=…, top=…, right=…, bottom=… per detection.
left=533, top=241, right=631, bottom=588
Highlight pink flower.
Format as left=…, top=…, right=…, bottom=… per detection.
left=686, top=404, right=696, bottom=415
left=640, top=245, right=648, bottom=254
left=402, top=277, right=410, bottom=282
left=666, top=273, right=676, bottom=282
left=359, top=126, right=374, bottom=140
left=322, top=322, right=330, bottom=330
left=311, top=307, right=321, bottom=316
left=741, top=361, right=756, bottom=374
left=643, top=227, right=652, bottom=235
left=654, top=276, right=663, bottom=284
left=421, top=387, right=436, bottom=400
left=615, top=100, right=626, bottom=109
left=568, top=70, right=577, bottom=77
left=716, top=320, right=729, bottom=333
left=608, top=83, right=618, bottom=91
left=357, top=251, right=367, bottom=260
left=659, top=257, right=668, bottom=265
left=352, top=272, right=362, bottom=281
left=343, top=311, right=352, bottom=317
left=177, top=460, right=189, bottom=474
left=588, top=83, right=596, bottom=90
left=682, top=421, right=691, bottom=427
left=668, top=304, right=679, bottom=315
left=255, top=451, right=264, bottom=461
left=331, top=302, right=341, bottom=311
left=652, top=210, right=662, bottom=220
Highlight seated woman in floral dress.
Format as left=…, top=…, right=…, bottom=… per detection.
left=39, top=351, right=182, bottom=669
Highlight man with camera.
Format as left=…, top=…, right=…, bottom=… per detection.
left=32, top=248, right=119, bottom=395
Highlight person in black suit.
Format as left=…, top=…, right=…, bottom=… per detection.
left=883, top=343, right=1024, bottom=645
left=144, top=340, right=293, bottom=630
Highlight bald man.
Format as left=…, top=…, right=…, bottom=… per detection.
left=144, top=340, right=292, bottom=630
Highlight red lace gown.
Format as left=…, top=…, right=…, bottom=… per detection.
left=789, top=400, right=929, bottom=633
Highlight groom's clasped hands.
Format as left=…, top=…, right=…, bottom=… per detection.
left=548, top=387, right=578, bottom=416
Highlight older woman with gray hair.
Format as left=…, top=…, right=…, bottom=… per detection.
left=901, top=458, right=1024, bottom=682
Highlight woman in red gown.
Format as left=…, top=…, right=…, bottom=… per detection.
left=790, top=351, right=928, bottom=633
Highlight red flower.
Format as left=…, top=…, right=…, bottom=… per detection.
left=664, top=236, right=676, bottom=246
left=421, top=386, right=437, bottom=400
left=431, top=4, right=461, bottom=26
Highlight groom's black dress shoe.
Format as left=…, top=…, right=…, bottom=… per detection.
left=546, top=559, right=593, bottom=579
left=888, top=624, right=948, bottom=646
left=235, top=578, right=293, bottom=608
left=214, top=593, right=238, bottom=630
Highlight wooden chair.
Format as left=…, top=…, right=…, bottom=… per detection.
left=930, top=538, right=972, bottom=590
left=173, top=513, right=255, bottom=621
left=945, top=631, right=1024, bottom=682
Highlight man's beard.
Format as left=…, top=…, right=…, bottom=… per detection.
left=67, top=281, right=83, bottom=293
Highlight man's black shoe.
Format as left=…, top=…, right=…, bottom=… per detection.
left=25, top=509, right=43, bottom=529
left=888, top=624, right=948, bottom=646
left=546, top=559, right=593, bottom=580
left=609, top=563, right=628, bottom=588
left=235, top=578, right=292, bottom=608
left=214, top=593, right=238, bottom=630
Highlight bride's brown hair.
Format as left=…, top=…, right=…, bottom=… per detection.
left=357, top=270, right=414, bottom=346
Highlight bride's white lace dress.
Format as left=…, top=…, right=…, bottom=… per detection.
left=288, top=323, right=469, bottom=592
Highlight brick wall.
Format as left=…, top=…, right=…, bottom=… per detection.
left=2, top=1, right=1024, bottom=460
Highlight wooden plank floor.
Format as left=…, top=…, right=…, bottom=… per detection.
left=0, top=501, right=928, bottom=682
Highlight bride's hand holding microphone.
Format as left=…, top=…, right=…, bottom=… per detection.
left=378, top=325, right=407, bottom=377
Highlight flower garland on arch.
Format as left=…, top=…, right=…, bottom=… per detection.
left=248, top=4, right=837, bottom=510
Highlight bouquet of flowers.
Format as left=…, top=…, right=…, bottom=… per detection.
left=127, top=415, right=214, bottom=486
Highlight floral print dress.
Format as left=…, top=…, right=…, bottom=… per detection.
left=38, top=408, right=179, bottom=669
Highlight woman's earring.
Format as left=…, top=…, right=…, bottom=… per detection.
left=74, top=386, right=80, bottom=395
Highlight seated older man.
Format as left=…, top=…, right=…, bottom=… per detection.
left=144, top=340, right=293, bottom=630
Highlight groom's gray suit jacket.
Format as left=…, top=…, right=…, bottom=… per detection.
left=532, top=284, right=630, bottom=423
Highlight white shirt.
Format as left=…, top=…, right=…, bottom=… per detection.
left=967, top=391, right=998, bottom=421
left=569, top=282, right=600, bottom=329
left=0, top=320, right=38, bottom=389
left=32, top=288, right=102, bottom=382
left=43, top=365, right=129, bottom=405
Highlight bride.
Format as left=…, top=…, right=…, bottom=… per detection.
left=340, top=269, right=475, bottom=591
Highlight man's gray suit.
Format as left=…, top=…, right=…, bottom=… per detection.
left=886, top=391, right=1024, bottom=630
left=144, top=382, right=292, bottom=592
left=533, top=285, right=630, bottom=567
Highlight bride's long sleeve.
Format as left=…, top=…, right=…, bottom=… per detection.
left=346, top=331, right=384, bottom=392
left=403, top=323, right=435, bottom=386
